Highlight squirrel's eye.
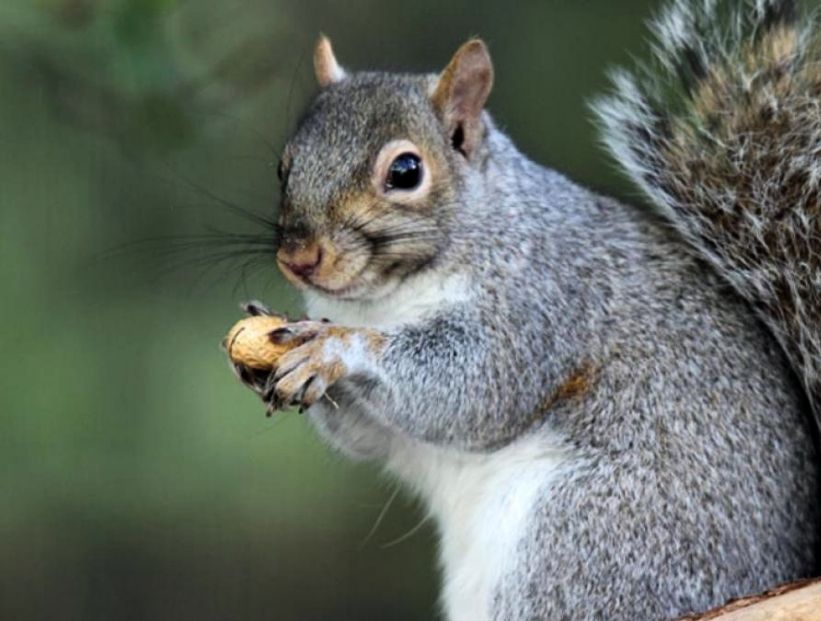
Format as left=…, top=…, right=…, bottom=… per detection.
left=385, top=153, right=422, bottom=191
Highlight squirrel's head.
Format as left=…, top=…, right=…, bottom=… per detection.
left=275, top=36, right=493, bottom=301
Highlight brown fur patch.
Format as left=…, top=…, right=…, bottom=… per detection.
left=533, top=363, right=596, bottom=422
left=325, top=325, right=386, bottom=356
left=555, top=368, right=591, bottom=401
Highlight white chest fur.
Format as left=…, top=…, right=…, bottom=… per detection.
left=388, top=434, right=569, bottom=621
left=303, top=270, right=568, bottom=620
left=304, top=271, right=471, bottom=329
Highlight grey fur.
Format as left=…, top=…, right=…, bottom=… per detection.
left=234, top=1, right=821, bottom=618
left=303, top=126, right=819, bottom=619
left=593, top=0, right=821, bottom=423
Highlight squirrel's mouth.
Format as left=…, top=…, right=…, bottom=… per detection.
left=276, top=235, right=372, bottom=296
left=306, top=279, right=362, bottom=299
left=277, top=253, right=371, bottom=300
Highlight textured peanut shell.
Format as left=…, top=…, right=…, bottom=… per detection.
left=224, top=315, right=295, bottom=370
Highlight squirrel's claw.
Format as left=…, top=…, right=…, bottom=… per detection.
left=273, top=359, right=318, bottom=407
left=232, top=362, right=266, bottom=392
left=269, top=324, right=376, bottom=413
left=241, top=300, right=289, bottom=319
left=269, top=322, right=321, bottom=347
left=231, top=361, right=283, bottom=412
left=300, top=376, right=328, bottom=411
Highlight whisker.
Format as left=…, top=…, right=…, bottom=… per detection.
left=359, top=486, right=402, bottom=549
left=379, top=513, right=431, bottom=549
left=159, top=167, right=282, bottom=232
left=92, top=226, right=279, bottom=292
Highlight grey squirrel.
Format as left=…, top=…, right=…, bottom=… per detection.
left=230, top=0, right=821, bottom=619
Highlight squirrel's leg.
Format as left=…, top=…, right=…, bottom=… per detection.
left=232, top=335, right=393, bottom=459
left=270, top=305, right=583, bottom=451
left=302, top=383, right=395, bottom=460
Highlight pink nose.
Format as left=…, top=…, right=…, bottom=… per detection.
left=284, top=255, right=320, bottom=278
left=277, top=242, right=322, bottom=280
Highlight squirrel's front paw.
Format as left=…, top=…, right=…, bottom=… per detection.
left=269, top=322, right=384, bottom=413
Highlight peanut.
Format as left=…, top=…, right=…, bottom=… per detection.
left=224, top=315, right=296, bottom=370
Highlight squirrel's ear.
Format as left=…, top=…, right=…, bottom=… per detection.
left=431, top=38, right=494, bottom=157
left=314, top=35, right=347, bottom=88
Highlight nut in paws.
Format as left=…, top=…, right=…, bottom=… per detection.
left=271, top=322, right=384, bottom=413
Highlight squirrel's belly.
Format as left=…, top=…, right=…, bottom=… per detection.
left=386, top=431, right=572, bottom=621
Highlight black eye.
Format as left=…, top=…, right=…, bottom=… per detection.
left=385, top=153, right=422, bottom=191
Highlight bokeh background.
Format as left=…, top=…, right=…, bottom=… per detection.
left=0, top=0, right=743, bottom=618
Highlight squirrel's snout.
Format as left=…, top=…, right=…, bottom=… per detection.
left=277, top=241, right=323, bottom=281
left=275, top=232, right=370, bottom=296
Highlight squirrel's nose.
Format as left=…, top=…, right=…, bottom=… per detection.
left=277, top=241, right=322, bottom=280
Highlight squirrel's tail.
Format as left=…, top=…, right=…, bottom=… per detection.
left=593, top=0, right=821, bottom=420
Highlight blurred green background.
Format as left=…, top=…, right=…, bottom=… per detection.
left=0, top=0, right=712, bottom=618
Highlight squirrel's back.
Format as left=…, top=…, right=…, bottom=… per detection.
left=489, top=170, right=821, bottom=619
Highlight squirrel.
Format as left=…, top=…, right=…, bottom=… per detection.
left=229, top=0, right=821, bottom=619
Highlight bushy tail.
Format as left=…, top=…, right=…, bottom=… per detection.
left=594, top=0, right=821, bottom=421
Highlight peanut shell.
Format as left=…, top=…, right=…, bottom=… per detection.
left=224, top=315, right=295, bottom=370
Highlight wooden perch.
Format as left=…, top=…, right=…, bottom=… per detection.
left=679, top=578, right=821, bottom=620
